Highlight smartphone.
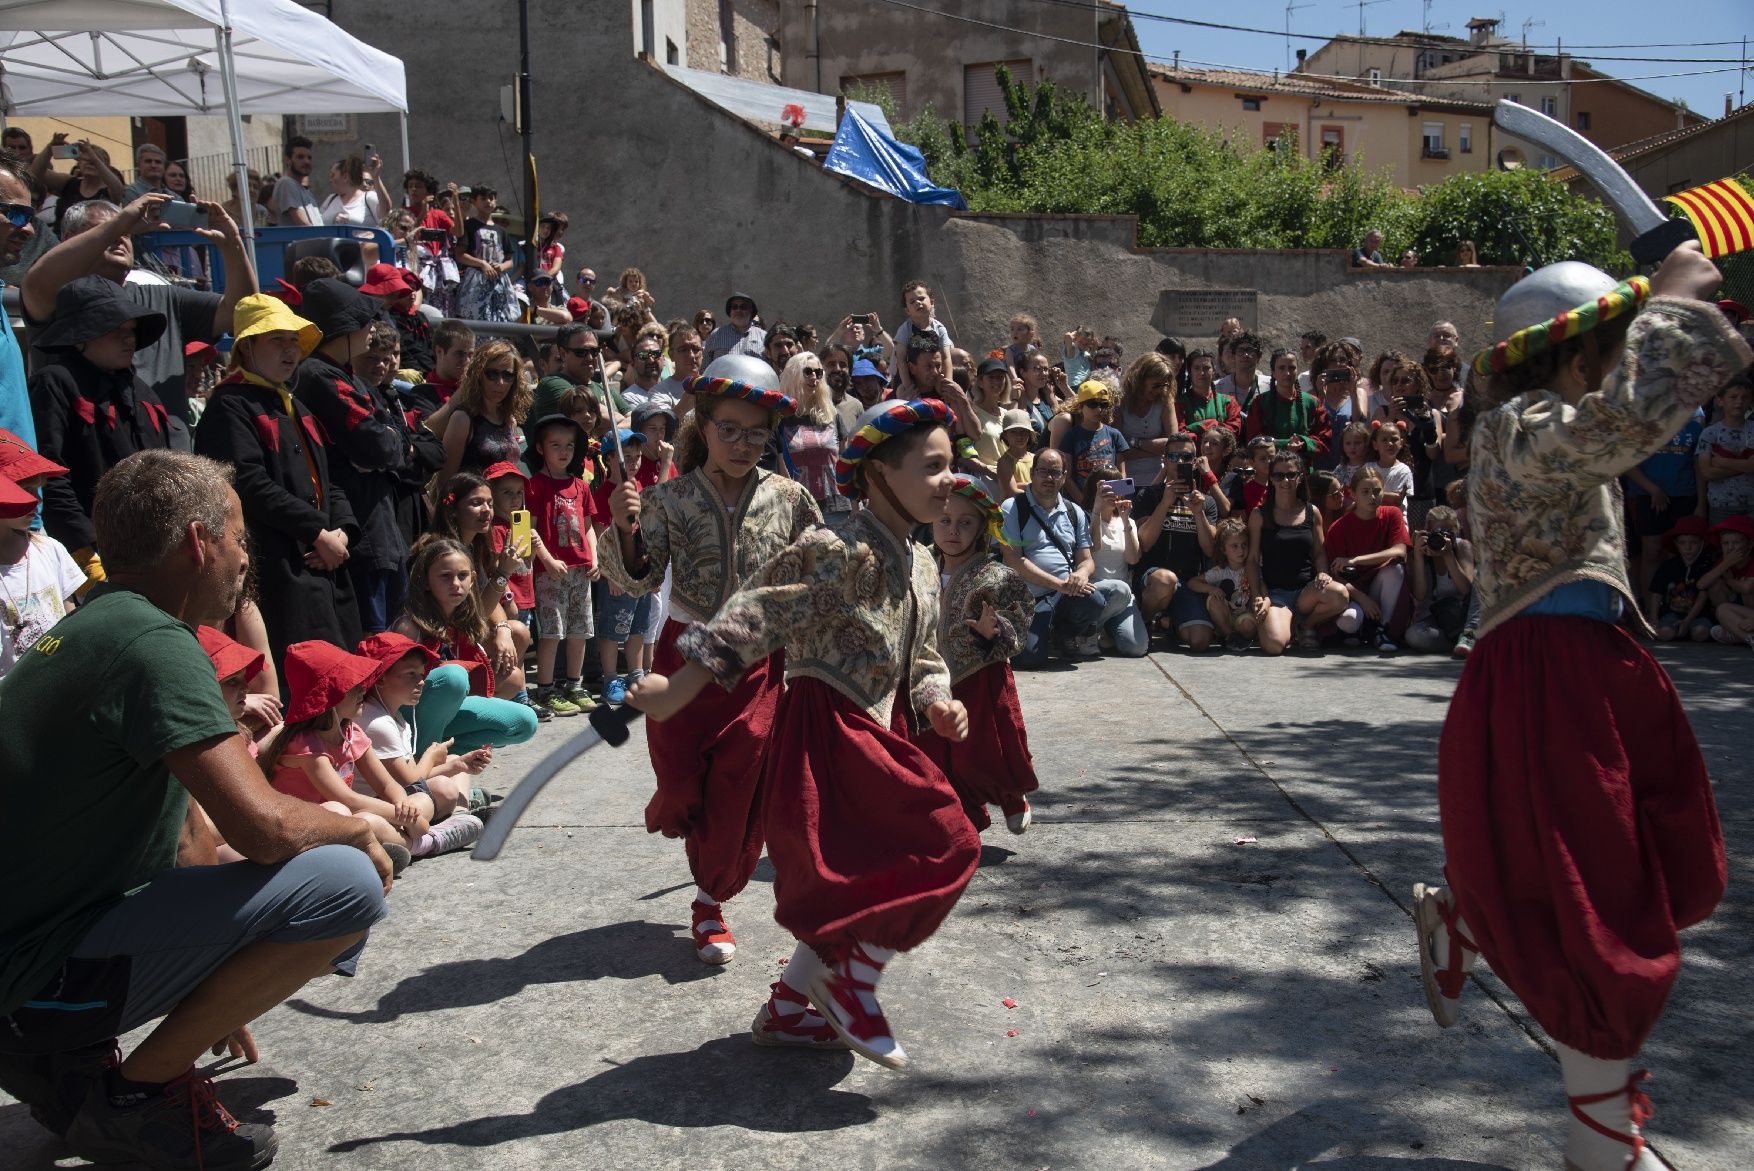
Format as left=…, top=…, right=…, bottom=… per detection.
left=509, top=509, right=533, bottom=557
left=419, top=227, right=448, bottom=242
left=1403, top=392, right=1427, bottom=412
left=53, top=144, right=80, bottom=160
left=1176, top=459, right=1196, bottom=486
left=157, top=201, right=209, bottom=230
left=852, top=313, right=871, bottom=327
left=1103, top=477, right=1136, bottom=498
left=362, top=142, right=374, bottom=157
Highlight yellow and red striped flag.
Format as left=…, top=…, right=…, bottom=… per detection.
left=1665, top=178, right=1754, bottom=259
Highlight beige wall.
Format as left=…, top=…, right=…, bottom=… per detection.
left=1150, top=77, right=1495, bottom=188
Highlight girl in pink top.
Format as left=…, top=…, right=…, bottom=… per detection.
left=261, top=640, right=432, bottom=875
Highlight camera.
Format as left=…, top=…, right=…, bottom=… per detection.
left=1321, top=368, right=1351, bottom=384
left=1176, top=459, right=1196, bottom=486
left=418, top=227, right=448, bottom=242
left=1217, top=578, right=1236, bottom=598
left=1403, top=392, right=1427, bottom=412
left=1426, top=528, right=1453, bottom=553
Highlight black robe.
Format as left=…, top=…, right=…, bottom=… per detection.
left=28, top=354, right=174, bottom=553
left=194, top=372, right=361, bottom=658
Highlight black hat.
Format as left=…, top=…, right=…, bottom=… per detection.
left=299, top=277, right=381, bottom=340
left=35, top=276, right=167, bottom=353
left=631, top=402, right=678, bottom=437
left=528, top=412, right=585, bottom=444
left=977, top=356, right=1010, bottom=377
left=725, top=291, right=758, bottom=316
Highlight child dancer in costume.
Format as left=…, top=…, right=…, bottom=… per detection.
left=631, top=399, right=978, bottom=1068
left=600, top=354, right=821, bottom=965
left=1414, top=244, right=1747, bottom=1171
left=922, top=475, right=1039, bottom=834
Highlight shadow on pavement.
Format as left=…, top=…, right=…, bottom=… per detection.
left=328, top=1035, right=868, bottom=1151
left=286, top=919, right=717, bottom=1024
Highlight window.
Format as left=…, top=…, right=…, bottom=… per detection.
left=666, top=37, right=679, bottom=66
left=640, top=0, right=654, bottom=58
left=1458, top=123, right=1472, bottom=153
left=1241, top=96, right=1263, bottom=111
left=1263, top=122, right=1298, bottom=150
left=1576, top=110, right=1591, bottom=130
left=964, top=59, right=1031, bottom=131
left=1368, top=68, right=1382, bottom=86
left=718, top=0, right=735, bottom=72
left=842, top=72, right=909, bottom=121
left=1320, top=124, right=1344, bottom=169
left=1537, top=152, right=1558, bottom=170
left=1422, top=121, right=1448, bottom=159
left=1540, top=95, right=1558, bottom=117
left=1504, top=92, right=1521, bottom=105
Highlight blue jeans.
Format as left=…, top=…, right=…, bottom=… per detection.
left=1015, top=579, right=1148, bottom=666
left=412, top=663, right=539, bottom=754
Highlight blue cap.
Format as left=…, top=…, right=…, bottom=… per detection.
left=851, top=358, right=884, bottom=380
left=610, top=427, right=643, bottom=449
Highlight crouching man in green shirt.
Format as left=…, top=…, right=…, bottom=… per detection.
left=0, top=449, right=393, bottom=1171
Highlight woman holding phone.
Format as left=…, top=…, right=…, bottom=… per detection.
left=1083, top=465, right=1149, bottom=656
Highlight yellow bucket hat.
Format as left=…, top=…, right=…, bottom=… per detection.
left=228, top=293, right=322, bottom=367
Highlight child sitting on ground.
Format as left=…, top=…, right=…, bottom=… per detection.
left=262, top=640, right=433, bottom=874
left=1647, top=516, right=1717, bottom=642
left=179, top=625, right=275, bottom=866
left=1698, top=516, right=1754, bottom=647
left=528, top=415, right=602, bottom=714
left=356, top=631, right=492, bottom=855
left=0, top=428, right=85, bottom=679
left=1190, top=518, right=1258, bottom=649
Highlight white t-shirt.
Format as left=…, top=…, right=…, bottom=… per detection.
left=361, top=697, right=416, bottom=762
left=0, top=534, right=85, bottom=678
left=1203, top=564, right=1251, bottom=613
left=1372, top=460, right=1415, bottom=508
left=1092, top=513, right=1136, bottom=583
left=321, top=189, right=382, bottom=227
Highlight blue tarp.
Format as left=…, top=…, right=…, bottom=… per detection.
left=824, top=109, right=967, bottom=210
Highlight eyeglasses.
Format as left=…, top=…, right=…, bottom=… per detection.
left=1033, top=467, right=1066, bottom=480
left=801, top=367, right=824, bottom=380
left=0, top=203, right=32, bottom=230
left=482, top=368, right=517, bottom=383
left=1270, top=471, right=1301, bottom=482
left=710, top=419, right=770, bottom=448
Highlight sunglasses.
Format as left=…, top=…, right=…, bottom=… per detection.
left=697, top=317, right=716, bottom=328
left=801, top=367, right=824, bottom=380
left=579, top=275, right=597, bottom=285
left=1270, top=471, right=1301, bottom=482
left=728, top=302, right=755, bottom=313
left=566, top=346, right=600, bottom=358
left=482, top=368, right=517, bottom=383
left=0, top=203, right=32, bottom=229
left=635, top=350, right=663, bottom=361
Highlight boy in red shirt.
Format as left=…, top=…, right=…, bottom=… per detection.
left=524, top=416, right=600, bottom=717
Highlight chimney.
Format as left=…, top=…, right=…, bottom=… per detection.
left=1296, top=48, right=1308, bottom=70
left=1174, top=50, right=1180, bottom=70
left=1729, top=93, right=1736, bottom=118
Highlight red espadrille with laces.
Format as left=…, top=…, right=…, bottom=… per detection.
left=751, top=981, right=848, bottom=1049
left=1414, top=882, right=1477, bottom=1029
left=1564, top=1071, right=1662, bottom=1171
left=807, top=943, right=908, bottom=1069
left=691, top=900, right=736, bottom=964
left=66, top=1065, right=277, bottom=1171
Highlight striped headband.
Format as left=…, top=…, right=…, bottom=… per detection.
left=835, top=399, right=955, bottom=494
left=949, top=474, right=1015, bottom=547
left=1471, top=276, right=1650, bottom=377
left=681, top=375, right=797, bottom=416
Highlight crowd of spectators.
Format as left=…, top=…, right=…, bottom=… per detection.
left=4, top=133, right=1754, bottom=1169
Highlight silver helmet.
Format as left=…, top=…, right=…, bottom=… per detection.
left=702, top=353, right=778, bottom=389
left=1491, top=261, right=1617, bottom=344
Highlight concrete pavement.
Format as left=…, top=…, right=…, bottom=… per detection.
left=4, top=642, right=1748, bottom=1169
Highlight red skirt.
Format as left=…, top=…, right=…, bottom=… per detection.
left=1439, top=615, right=1725, bottom=1059
left=764, top=677, right=980, bottom=955
left=920, top=663, right=1039, bottom=832
left=645, top=618, right=779, bottom=903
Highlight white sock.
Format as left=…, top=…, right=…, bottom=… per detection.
left=780, top=941, right=824, bottom=996
left=693, top=886, right=719, bottom=908
left=1336, top=603, right=1365, bottom=634
left=1556, top=1042, right=1661, bottom=1170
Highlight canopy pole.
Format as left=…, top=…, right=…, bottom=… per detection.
left=214, top=0, right=255, bottom=253
left=399, top=110, right=411, bottom=182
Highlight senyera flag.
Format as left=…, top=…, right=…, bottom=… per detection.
left=1665, top=178, right=1754, bottom=260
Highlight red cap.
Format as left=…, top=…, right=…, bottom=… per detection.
left=196, top=625, right=265, bottom=684
left=1662, top=514, right=1712, bottom=553
left=566, top=296, right=590, bottom=320
left=359, top=263, right=418, bottom=296
left=355, top=631, right=440, bottom=675
left=0, top=428, right=66, bottom=514
left=283, top=640, right=390, bottom=724
left=183, top=339, right=218, bottom=364
left=1710, top=515, right=1754, bottom=546
left=483, top=460, right=527, bottom=483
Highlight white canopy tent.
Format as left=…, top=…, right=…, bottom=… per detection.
left=0, top=0, right=408, bottom=244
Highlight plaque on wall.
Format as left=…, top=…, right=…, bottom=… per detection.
left=1152, top=289, right=1259, bottom=337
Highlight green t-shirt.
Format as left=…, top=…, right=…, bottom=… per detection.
left=528, top=375, right=622, bottom=432
left=0, top=586, right=238, bottom=1014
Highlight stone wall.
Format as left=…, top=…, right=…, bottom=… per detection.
left=330, top=0, right=1516, bottom=361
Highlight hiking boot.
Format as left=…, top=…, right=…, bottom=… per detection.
left=66, top=1066, right=277, bottom=1171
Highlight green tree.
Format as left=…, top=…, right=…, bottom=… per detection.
left=1401, top=169, right=1629, bottom=273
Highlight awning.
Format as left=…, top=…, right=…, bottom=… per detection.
left=0, top=0, right=407, bottom=115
